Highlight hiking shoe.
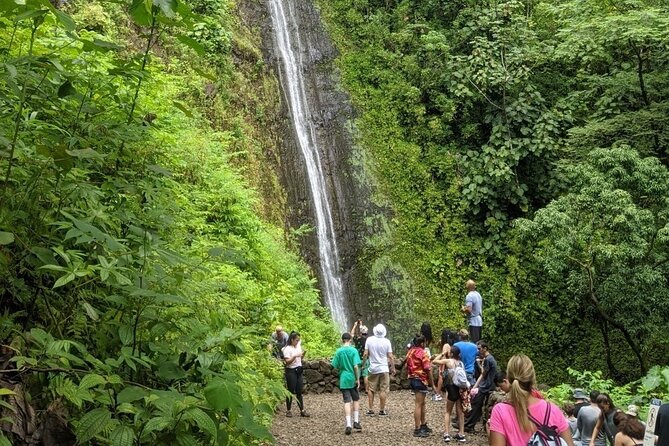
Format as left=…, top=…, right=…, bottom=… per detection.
left=414, top=428, right=429, bottom=438
left=454, top=433, right=466, bottom=442
left=300, top=410, right=310, bottom=417
left=443, top=433, right=452, bottom=442
left=345, top=426, right=352, bottom=435
left=420, top=424, right=433, bottom=434
left=353, top=421, right=362, bottom=430
left=365, top=409, right=375, bottom=416
left=286, top=410, right=293, bottom=418
left=378, top=410, right=389, bottom=416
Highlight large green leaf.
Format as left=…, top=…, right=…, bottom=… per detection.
left=129, top=0, right=152, bottom=26
left=76, top=407, right=112, bottom=443
left=153, top=0, right=177, bottom=17
left=0, top=232, right=14, bottom=245
left=203, top=379, right=242, bottom=411
left=109, top=425, right=135, bottom=446
left=183, top=407, right=217, bottom=439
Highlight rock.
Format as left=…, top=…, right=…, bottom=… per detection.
left=303, top=368, right=323, bottom=383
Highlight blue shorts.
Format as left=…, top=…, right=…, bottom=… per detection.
left=409, top=378, right=429, bottom=393
left=341, top=387, right=360, bottom=403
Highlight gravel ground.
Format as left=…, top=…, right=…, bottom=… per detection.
left=271, top=390, right=489, bottom=446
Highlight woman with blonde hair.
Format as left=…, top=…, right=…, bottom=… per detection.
left=489, top=354, right=573, bottom=446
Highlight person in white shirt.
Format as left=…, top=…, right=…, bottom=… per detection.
left=282, top=331, right=310, bottom=418
left=362, top=324, right=396, bottom=416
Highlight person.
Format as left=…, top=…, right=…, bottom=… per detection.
left=656, top=403, right=669, bottom=446
left=282, top=331, right=309, bottom=417
left=573, top=389, right=590, bottom=417
left=406, top=335, right=438, bottom=437
left=362, top=324, right=396, bottom=416
left=453, top=329, right=478, bottom=386
left=613, top=412, right=645, bottom=446
left=350, top=320, right=371, bottom=407
left=464, top=340, right=497, bottom=432
left=564, top=402, right=581, bottom=446
left=578, top=390, right=605, bottom=446
left=270, top=325, right=289, bottom=359
left=434, top=344, right=468, bottom=442
left=419, top=322, right=439, bottom=401
left=461, top=280, right=483, bottom=343
left=624, top=405, right=644, bottom=426
left=331, top=332, right=362, bottom=435
left=489, top=354, right=574, bottom=446
left=591, top=393, right=617, bottom=446
left=484, top=371, right=511, bottom=434
left=436, top=329, right=457, bottom=401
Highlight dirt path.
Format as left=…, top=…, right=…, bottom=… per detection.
left=271, top=390, right=489, bottom=446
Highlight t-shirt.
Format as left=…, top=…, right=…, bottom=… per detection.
left=406, top=346, right=431, bottom=385
left=489, top=399, right=569, bottom=446
left=331, top=344, right=361, bottom=389
left=454, top=341, right=478, bottom=374
left=577, top=405, right=606, bottom=446
left=365, top=335, right=393, bottom=374
left=478, top=354, right=498, bottom=393
left=282, top=344, right=303, bottom=369
left=465, top=291, right=483, bottom=326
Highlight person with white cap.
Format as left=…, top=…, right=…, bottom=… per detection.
left=362, top=323, right=396, bottom=416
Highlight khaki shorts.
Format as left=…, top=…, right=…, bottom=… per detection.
left=368, top=372, right=390, bottom=393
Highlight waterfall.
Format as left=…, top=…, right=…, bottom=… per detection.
left=267, top=0, right=348, bottom=331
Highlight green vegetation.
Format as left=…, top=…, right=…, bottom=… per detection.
left=0, top=0, right=336, bottom=444
left=316, top=0, right=669, bottom=383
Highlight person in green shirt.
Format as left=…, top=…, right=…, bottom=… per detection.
left=331, top=332, right=362, bottom=435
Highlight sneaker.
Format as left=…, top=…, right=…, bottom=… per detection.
left=454, top=434, right=466, bottom=442
left=365, top=410, right=375, bottom=416
left=345, top=426, right=352, bottom=435
left=414, top=428, right=429, bottom=438
left=286, top=410, right=293, bottom=418
left=443, top=433, right=452, bottom=442
left=353, top=421, right=362, bottom=430
left=300, top=410, right=310, bottom=418
left=420, top=424, right=433, bottom=434
left=433, top=394, right=443, bottom=401
left=378, top=410, right=389, bottom=416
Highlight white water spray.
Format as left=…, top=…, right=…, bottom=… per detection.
left=268, top=0, right=348, bottom=330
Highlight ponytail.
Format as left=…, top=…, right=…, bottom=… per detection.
left=506, top=354, right=537, bottom=433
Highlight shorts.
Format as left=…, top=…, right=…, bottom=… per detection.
left=409, top=378, right=429, bottom=394
left=368, top=372, right=390, bottom=393
left=341, top=387, right=360, bottom=403
left=445, top=383, right=460, bottom=402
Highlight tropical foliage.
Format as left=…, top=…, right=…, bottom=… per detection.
left=0, top=0, right=336, bottom=444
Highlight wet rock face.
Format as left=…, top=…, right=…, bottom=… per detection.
left=238, top=0, right=376, bottom=326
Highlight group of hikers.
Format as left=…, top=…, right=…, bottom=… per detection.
left=268, top=280, right=669, bottom=446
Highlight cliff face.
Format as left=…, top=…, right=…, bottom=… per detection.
left=237, top=0, right=375, bottom=326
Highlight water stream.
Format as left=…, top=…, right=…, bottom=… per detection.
left=267, top=0, right=348, bottom=330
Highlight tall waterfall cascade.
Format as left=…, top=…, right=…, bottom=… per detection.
left=268, top=0, right=349, bottom=330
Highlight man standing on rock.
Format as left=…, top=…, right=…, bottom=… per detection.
left=362, top=324, right=396, bottom=416
left=331, top=332, right=362, bottom=435
left=461, top=280, right=483, bottom=343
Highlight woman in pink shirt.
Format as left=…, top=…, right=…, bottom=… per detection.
left=489, top=355, right=574, bottom=446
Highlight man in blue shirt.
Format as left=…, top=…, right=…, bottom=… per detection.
left=462, top=280, right=483, bottom=342
left=453, top=329, right=478, bottom=386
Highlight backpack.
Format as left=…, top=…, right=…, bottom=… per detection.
left=527, top=403, right=568, bottom=446
left=452, top=361, right=470, bottom=389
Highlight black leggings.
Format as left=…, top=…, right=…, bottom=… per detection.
left=285, top=367, right=304, bottom=411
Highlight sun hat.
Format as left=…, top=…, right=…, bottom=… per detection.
left=373, top=324, right=386, bottom=338
left=625, top=404, right=639, bottom=417
left=572, top=388, right=587, bottom=400
left=360, top=325, right=369, bottom=334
